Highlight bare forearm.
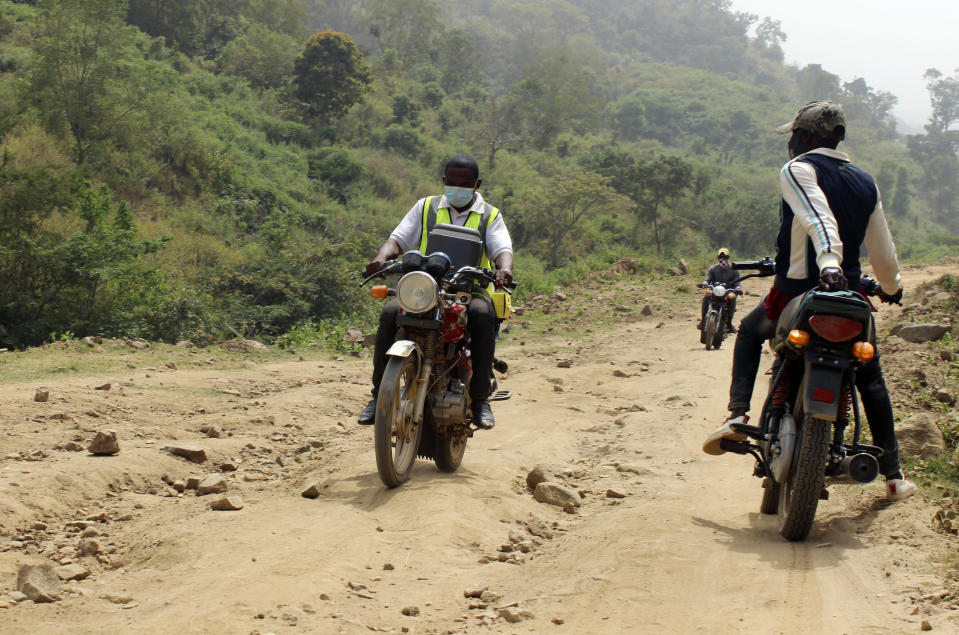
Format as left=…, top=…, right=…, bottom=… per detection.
left=376, top=238, right=402, bottom=262
left=494, top=251, right=513, bottom=273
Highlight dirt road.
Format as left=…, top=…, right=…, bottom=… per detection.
left=0, top=268, right=956, bottom=633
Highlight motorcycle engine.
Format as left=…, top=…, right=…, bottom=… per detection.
left=430, top=390, right=468, bottom=427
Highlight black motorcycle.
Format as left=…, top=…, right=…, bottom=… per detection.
left=720, top=259, right=900, bottom=541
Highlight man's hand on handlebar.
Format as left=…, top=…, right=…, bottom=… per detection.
left=880, top=287, right=903, bottom=305
left=495, top=268, right=513, bottom=290
left=365, top=259, right=387, bottom=278
left=819, top=267, right=848, bottom=291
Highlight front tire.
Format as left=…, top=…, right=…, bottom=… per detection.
left=777, top=416, right=830, bottom=541
left=374, top=353, right=424, bottom=488
left=704, top=313, right=718, bottom=351
left=434, top=429, right=468, bottom=473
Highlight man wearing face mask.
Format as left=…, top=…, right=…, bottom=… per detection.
left=699, top=248, right=740, bottom=334
left=702, top=101, right=915, bottom=500
left=358, top=154, right=513, bottom=430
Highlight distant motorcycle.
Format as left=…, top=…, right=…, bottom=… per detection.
left=360, top=226, right=515, bottom=488
left=698, top=282, right=741, bottom=350
left=720, top=259, right=901, bottom=541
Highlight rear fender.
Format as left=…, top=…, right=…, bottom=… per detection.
left=802, top=360, right=844, bottom=422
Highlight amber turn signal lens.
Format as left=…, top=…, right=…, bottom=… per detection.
left=852, top=341, right=875, bottom=362
left=703, top=288, right=711, bottom=296
left=370, top=285, right=389, bottom=299
left=788, top=330, right=810, bottom=347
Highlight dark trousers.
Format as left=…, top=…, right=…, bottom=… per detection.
left=701, top=295, right=737, bottom=326
left=728, top=298, right=901, bottom=476
left=371, top=296, right=496, bottom=403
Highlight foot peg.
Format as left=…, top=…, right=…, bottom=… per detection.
left=719, top=439, right=751, bottom=454
left=729, top=422, right=764, bottom=441
left=489, top=390, right=512, bottom=402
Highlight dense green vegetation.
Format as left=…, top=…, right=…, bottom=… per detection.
left=0, top=0, right=956, bottom=349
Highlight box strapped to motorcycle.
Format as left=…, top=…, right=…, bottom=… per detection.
left=424, top=198, right=512, bottom=319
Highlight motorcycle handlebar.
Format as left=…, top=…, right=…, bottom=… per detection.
left=732, top=257, right=775, bottom=273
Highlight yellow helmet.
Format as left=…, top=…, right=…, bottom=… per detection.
left=718, top=248, right=730, bottom=259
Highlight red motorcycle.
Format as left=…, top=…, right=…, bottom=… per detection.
left=360, top=227, right=514, bottom=487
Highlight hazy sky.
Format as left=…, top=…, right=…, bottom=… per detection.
left=730, top=0, right=956, bottom=131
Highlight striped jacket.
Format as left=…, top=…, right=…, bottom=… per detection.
left=774, top=148, right=901, bottom=295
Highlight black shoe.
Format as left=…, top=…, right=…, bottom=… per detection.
left=492, top=357, right=509, bottom=374
left=472, top=401, right=495, bottom=430
left=357, top=399, right=377, bottom=425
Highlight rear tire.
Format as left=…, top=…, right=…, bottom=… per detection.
left=434, top=430, right=468, bottom=473
left=374, top=353, right=424, bottom=488
left=777, top=416, right=830, bottom=541
left=704, top=313, right=718, bottom=351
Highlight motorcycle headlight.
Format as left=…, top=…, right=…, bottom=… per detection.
left=396, top=271, right=438, bottom=314
left=712, top=285, right=726, bottom=297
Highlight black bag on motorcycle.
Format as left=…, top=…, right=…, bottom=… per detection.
left=426, top=224, right=483, bottom=270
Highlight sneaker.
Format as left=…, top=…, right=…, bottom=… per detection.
left=886, top=476, right=917, bottom=501
left=702, top=415, right=749, bottom=456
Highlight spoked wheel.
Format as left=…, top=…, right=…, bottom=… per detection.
left=434, top=429, right=468, bottom=473
left=374, top=353, right=424, bottom=488
left=704, top=313, right=718, bottom=351
left=777, top=415, right=830, bottom=541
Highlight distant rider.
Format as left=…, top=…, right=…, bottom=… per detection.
left=699, top=248, right=740, bottom=334
left=358, top=154, right=513, bottom=431
left=702, top=101, right=915, bottom=500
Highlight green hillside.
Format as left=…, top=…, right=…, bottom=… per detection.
left=0, top=0, right=956, bottom=349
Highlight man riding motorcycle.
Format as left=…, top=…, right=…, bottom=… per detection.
left=702, top=101, right=916, bottom=500
left=699, top=248, right=740, bottom=334
left=358, top=154, right=514, bottom=430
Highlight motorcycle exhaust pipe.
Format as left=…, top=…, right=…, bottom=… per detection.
left=830, top=453, right=880, bottom=484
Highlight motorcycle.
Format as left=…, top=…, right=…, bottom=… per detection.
left=359, top=228, right=515, bottom=488
left=719, top=259, right=901, bottom=541
left=698, top=282, right=741, bottom=350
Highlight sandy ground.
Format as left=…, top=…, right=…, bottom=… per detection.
left=0, top=265, right=957, bottom=634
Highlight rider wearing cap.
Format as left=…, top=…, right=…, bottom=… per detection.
left=699, top=248, right=740, bottom=334
left=702, top=101, right=915, bottom=500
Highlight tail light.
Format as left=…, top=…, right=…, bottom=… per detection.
left=808, top=315, right=863, bottom=342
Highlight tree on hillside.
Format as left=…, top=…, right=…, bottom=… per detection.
left=908, top=68, right=959, bottom=223
left=363, top=0, right=440, bottom=64
left=31, top=0, right=137, bottom=164
left=217, top=23, right=300, bottom=90
left=634, top=155, right=694, bottom=255
left=293, top=31, right=372, bottom=125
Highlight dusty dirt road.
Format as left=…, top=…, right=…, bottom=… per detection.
left=0, top=266, right=956, bottom=634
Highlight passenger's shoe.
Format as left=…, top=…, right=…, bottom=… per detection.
left=702, top=415, right=749, bottom=456
left=727, top=323, right=738, bottom=334
left=357, top=399, right=377, bottom=425
left=886, top=475, right=917, bottom=501
left=472, top=401, right=495, bottom=430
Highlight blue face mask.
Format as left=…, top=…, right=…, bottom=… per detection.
left=444, top=186, right=474, bottom=208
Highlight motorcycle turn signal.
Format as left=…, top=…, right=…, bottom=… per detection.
left=787, top=330, right=810, bottom=347
left=370, top=285, right=390, bottom=299
left=852, top=341, right=875, bottom=362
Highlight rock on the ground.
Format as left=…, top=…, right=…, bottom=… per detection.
left=196, top=474, right=228, bottom=496
left=94, top=383, right=111, bottom=391
left=221, top=339, right=268, bottom=353
left=464, top=584, right=488, bottom=598
left=209, top=496, right=244, bottom=511
left=163, top=444, right=207, bottom=463
left=401, top=606, right=420, bottom=616
left=7, top=591, right=27, bottom=602
left=186, top=476, right=201, bottom=490
left=55, top=564, right=90, bottom=581
left=87, top=430, right=119, bottom=455
left=606, top=489, right=628, bottom=499
left=498, top=607, right=534, bottom=623
left=525, top=467, right=553, bottom=490
left=17, top=564, right=61, bottom=603
left=895, top=324, right=951, bottom=343
left=641, top=304, right=653, bottom=316
left=301, top=483, right=322, bottom=499
left=34, top=389, right=50, bottom=403
left=934, top=389, right=956, bottom=406
left=199, top=424, right=222, bottom=438
left=533, top=482, right=581, bottom=508
left=77, top=539, right=100, bottom=556
left=897, top=413, right=946, bottom=457
left=176, top=340, right=195, bottom=348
